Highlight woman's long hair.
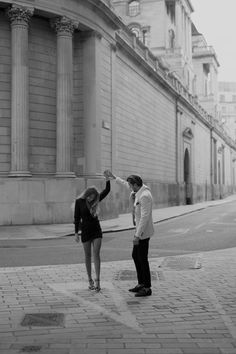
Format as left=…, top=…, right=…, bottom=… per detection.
left=77, top=186, right=100, bottom=217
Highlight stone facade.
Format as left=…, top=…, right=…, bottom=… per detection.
left=218, top=82, right=236, bottom=141
left=0, top=0, right=235, bottom=225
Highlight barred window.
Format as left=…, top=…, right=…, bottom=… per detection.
left=128, top=1, right=140, bottom=17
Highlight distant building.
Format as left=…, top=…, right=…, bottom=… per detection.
left=218, top=82, right=236, bottom=141
left=112, top=0, right=219, bottom=117
left=192, top=24, right=219, bottom=117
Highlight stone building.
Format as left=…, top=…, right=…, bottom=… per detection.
left=218, top=82, right=236, bottom=141
left=192, top=24, right=219, bottom=118
left=112, top=0, right=195, bottom=93
left=112, top=0, right=219, bottom=117
left=0, top=0, right=235, bottom=225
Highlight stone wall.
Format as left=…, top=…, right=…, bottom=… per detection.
left=0, top=1, right=235, bottom=225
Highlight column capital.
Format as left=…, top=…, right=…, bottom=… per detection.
left=6, top=4, right=34, bottom=26
left=50, top=16, right=78, bottom=36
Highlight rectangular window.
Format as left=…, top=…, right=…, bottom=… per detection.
left=220, top=94, right=225, bottom=102
left=166, top=1, right=175, bottom=23
left=203, top=63, right=210, bottom=96
left=128, top=1, right=140, bottom=17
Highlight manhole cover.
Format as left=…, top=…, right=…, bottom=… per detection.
left=21, top=313, right=64, bottom=327
left=159, top=256, right=202, bottom=270
left=21, top=346, right=42, bottom=352
left=115, top=269, right=158, bottom=281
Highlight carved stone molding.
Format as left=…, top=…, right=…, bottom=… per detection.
left=183, top=127, right=194, bottom=140
left=110, top=42, right=117, bottom=52
left=51, top=16, right=78, bottom=36
left=7, top=5, right=34, bottom=25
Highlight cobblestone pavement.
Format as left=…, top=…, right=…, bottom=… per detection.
left=0, top=247, right=236, bottom=354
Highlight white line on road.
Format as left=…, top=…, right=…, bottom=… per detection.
left=206, top=288, right=236, bottom=339
left=194, top=223, right=206, bottom=229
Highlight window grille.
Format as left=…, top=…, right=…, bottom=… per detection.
left=128, top=1, right=140, bottom=17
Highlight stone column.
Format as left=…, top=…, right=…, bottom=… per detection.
left=51, top=17, right=77, bottom=177
left=110, top=43, right=117, bottom=173
left=7, top=5, right=33, bottom=177
left=83, top=31, right=102, bottom=176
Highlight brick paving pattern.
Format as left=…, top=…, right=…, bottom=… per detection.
left=0, top=247, right=236, bottom=354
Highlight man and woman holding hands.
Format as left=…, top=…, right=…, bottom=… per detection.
left=74, top=170, right=154, bottom=297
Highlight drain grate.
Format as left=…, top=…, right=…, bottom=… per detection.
left=21, top=313, right=64, bottom=327
left=159, top=255, right=202, bottom=270
left=21, top=346, right=42, bottom=352
left=115, top=269, right=158, bottom=281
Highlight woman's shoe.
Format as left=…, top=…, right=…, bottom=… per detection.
left=88, top=279, right=95, bottom=290
left=94, top=279, right=101, bottom=292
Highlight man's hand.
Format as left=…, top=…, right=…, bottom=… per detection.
left=75, top=233, right=80, bottom=243
left=104, top=170, right=116, bottom=180
left=133, top=236, right=139, bottom=246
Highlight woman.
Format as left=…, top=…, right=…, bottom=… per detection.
left=74, top=173, right=110, bottom=292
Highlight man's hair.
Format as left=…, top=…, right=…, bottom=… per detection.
left=126, top=175, right=143, bottom=187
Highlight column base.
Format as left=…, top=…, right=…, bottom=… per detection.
left=8, top=171, right=32, bottom=177
left=55, top=171, right=76, bottom=178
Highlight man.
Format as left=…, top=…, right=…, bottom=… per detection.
left=105, top=170, right=154, bottom=297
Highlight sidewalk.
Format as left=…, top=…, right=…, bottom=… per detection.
left=0, top=194, right=236, bottom=240
left=0, top=196, right=236, bottom=354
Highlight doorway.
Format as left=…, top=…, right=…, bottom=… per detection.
left=184, top=148, right=192, bottom=204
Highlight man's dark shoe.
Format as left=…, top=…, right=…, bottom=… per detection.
left=128, top=284, right=144, bottom=293
left=135, top=288, right=152, bottom=297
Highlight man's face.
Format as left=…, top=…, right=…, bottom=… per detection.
left=128, top=183, right=139, bottom=193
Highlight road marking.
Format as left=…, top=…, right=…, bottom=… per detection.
left=48, top=281, right=143, bottom=333
left=168, top=228, right=190, bottom=234
left=206, top=288, right=236, bottom=339
left=210, top=221, right=236, bottom=226
left=195, top=223, right=205, bottom=229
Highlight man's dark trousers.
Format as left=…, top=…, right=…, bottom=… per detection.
left=132, top=238, right=151, bottom=288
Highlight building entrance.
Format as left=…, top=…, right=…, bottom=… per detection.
left=184, top=148, right=192, bottom=204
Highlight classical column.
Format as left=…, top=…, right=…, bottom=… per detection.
left=7, top=5, right=33, bottom=177
left=51, top=17, right=77, bottom=177
left=110, top=43, right=117, bottom=173
left=83, top=31, right=102, bottom=176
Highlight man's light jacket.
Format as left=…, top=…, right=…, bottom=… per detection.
left=116, top=177, right=154, bottom=239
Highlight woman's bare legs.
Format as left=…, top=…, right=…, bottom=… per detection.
left=82, top=241, right=94, bottom=288
left=92, top=238, right=102, bottom=290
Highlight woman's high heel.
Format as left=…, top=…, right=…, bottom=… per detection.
left=94, top=279, right=101, bottom=292
left=88, top=279, right=95, bottom=290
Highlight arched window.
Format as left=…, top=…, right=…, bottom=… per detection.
left=128, top=1, right=140, bottom=17
left=129, top=24, right=150, bottom=46
left=129, top=24, right=141, bottom=40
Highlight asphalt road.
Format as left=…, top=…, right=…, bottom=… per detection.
left=1, top=201, right=236, bottom=267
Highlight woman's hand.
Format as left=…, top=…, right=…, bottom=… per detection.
left=104, top=170, right=116, bottom=180
left=75, top=233, right=80, bottom=243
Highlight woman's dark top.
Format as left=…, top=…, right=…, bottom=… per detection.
left=74, top=181, right=110, bottom=243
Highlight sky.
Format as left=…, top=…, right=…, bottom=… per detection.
left=191, top=0, right=236, bottom=82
